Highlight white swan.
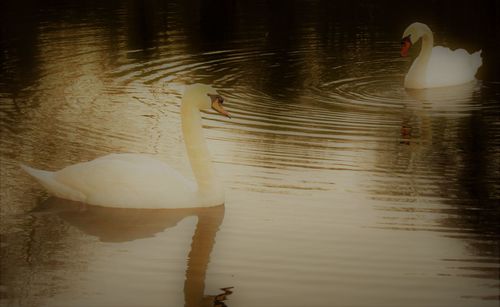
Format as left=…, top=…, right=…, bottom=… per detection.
left=22, top=84, right=231, bottom=209
left=401, top=22, right=482, bottom=89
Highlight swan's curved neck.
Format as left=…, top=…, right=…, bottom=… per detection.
left=413, top=28, right=434, bottom=82
left=404, top=24, right=436, bottom=89
left=419, top=29, right=433, bottom=65
left=181, top=101, right=217, bottom=194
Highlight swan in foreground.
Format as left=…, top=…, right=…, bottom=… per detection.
left=400, top=22, right=482, bottom=89
left=22, top=84, right=230, bottom=209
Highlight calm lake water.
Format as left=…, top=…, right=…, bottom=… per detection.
left=1, top=1, right=499, bottom=306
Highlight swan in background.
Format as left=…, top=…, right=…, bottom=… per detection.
left=400, top=22, right=482, bottom=89
left=22, top=84, right=231, bottom=209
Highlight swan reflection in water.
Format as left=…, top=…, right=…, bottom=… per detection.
left=400, top=81, right=479, bottom=145
left=32, top=198, right=233, bottom=307
left=405, top=81, right=479, bottom=111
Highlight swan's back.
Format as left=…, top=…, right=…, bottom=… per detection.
left=425, top=47, right=482, bottom=88
left=23, top=154, right=199, bottom=208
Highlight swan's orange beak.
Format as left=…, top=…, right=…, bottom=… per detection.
left=212, top=99, right=231, bottom=118
left=208, top=93, right=231, bottom=118
left=400, top=36, right=412, bottom=57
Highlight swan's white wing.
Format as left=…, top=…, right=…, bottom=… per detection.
left=426, top=46, right=481, bottom=87
left=54, top=154, right=196, bottom=208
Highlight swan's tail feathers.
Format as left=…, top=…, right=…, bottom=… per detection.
left=472, top=50, right=483, bottom=73
left=21, top=164, right=86, bottom=202
left=21, top=164, right=54, bottom=183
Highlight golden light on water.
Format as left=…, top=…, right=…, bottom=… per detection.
left=1, top=1, right=499, bottom=306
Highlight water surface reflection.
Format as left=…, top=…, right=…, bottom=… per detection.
left=1, top=0, right=499, bottom=306
left=28, top=199, right=230, bottom=307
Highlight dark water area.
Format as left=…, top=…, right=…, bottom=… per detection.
left=2, top=0, right=500, bottom=87
left=1, top=1, right=499, bottom=306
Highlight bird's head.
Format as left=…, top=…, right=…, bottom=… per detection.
left=183, top=84, right=230, bottom=118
